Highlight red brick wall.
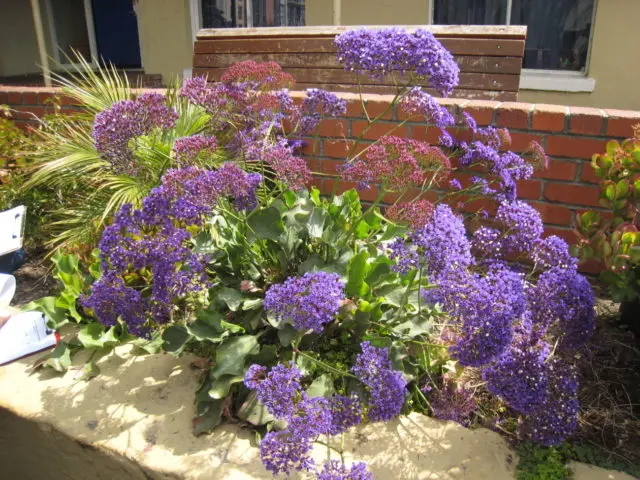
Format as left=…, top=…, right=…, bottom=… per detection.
left=3, top=85, right=640, bottom=251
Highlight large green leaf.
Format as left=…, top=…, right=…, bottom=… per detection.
left=237, top=391, right=274, bottom=426
left=210, top=335, right=259, bottom=379
left=193, top=399, right=223, bottom=436
left=248, top=207, right=284, bottom=241
left=44, top=342, right=72, bottom=372
left=306, top=374, right=336, bottom=398
left=162, top=326, right=191, bottom=354
left=217, top=287, right=245, bottom=311
left=77, top=322, right=121, bottom=349
left=346, top=251, right=370, bottom=297
left=308, top=207, right=328, bottom=238
left=208, top=374, right=244, bottom=399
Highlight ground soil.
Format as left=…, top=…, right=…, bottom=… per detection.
left=10, top=249, right=57, bottom=306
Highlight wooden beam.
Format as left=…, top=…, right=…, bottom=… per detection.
left=29, top=0, right=51, bottom=87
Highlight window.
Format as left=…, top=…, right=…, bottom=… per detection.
left=201, top=0, right=304, bottom=28
left=433, top=0, right=596, bottom=72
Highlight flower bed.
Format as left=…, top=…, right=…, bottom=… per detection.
left=2, top=27, right=638, bottom=479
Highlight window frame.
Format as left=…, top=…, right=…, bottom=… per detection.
left=427, top=0, right=599, bottom=91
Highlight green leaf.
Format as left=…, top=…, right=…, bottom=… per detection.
left=277, top=325, right=299, bottom=347
left=249, top=344, right=278, bottom=366
left=78, top=361, right=100, bottom=381
left=44, top=342, right=72, bottom=372
left=366, top=257, right=393, bottom=286
left=306, top=374, right=336, bottom=398
left=237, top=391, right=274, bottom=426
left=217, top=287, right=245, bottom=311
left=193, top=400, right=223, bottom=435
left=242, top=298, right=263, bottom=311
left=308, top=207, right=328, bottom=238
left=77, top=322, right=120, bottom=349
left=208, top=374, right=244, bottom=399
left=210, top=335, right=259, bottom=379
left=196, top=307, right=245, bottom=334
left=310, top=187, right=321, bottom=206
left=24, top=296, right=69, bottom=329
left=346, top=251, right=370, bottom=297
left=162, top=325, right=191, bottom=355
left=248, top=207, right=285, bottom=241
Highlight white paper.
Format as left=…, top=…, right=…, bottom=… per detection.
left=0, top=274, right=16, bottom=309
left=0, top=311, right=58, bottom=365
left=0, top=206, right=26, bottom=256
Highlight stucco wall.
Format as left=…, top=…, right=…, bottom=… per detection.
left=519, top=0, right=640, bottom=110
left=0, top=0, right=41, bottom=77
left=305, top=0, right=430, bottom=25
left=134, top=0, right=194, bottom=85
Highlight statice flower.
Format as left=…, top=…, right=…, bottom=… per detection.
left=429, top=378, right=477, bottom=426
left=264, top=271, right=345, bottom=332
left=172, top=134, right=217, bottom=166
left=399, top=87, right=455, bottom=127
left=411, top=204, right=474, bottom=277
left=341, top=136, right=451, bottom=191
left=260, top=430, right=315, bottom=475
left=351, top=341, right=407, bottom=421
left=249, top=363, right=302, bottom=419
left=317, top=461, right=373, bottom=480
left=388, top=237, right=420, bottom=275
left=531, top=235, right=578, bottom=270
left=335, top=28, right=460, bottom=96
left=495, top=200, right=544, bottom=253
left=287, top=396, right=333, bottom=437
left=529, top=267, right=596, bottom=351
left=80, top=273, right=147, bottom=336
left=297, top=88, right=347, bottom=135
left=328, top=395, right=363, bottom=435
left=520, top=358, right=580, bottom=446
left=483, top=339, right=551, bottom=414
left=262, top=142, right=312, bottom=190
left=385, top=199, right=435, bottom=229
left=471, top=226, right=504, bottom=258
left=209, top=162, right=262, bottom=210
left=92, top=93, right=179, bottom=173
left=243, top=364, right=267, bottom=390
left=220, top=60, right=295, bottom=90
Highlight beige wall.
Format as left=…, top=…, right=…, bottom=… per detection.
left=0, top=0, right=41, bottom=77
left=306, top=0, right=430, bottom=26
left=519, top=0, right=640, bottom=110
left=135, top=0, right=194, bottom=85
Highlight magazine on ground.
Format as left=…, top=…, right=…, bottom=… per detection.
left=0, top=273, right=58, bottom=365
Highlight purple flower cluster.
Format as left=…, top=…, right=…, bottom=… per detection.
left=172, top=135, right=217, bottom=166
left=262, top=142, right=312, bottom=190
left=244, top=363, right=367, bottom=477
left=495, top=200, right=544, bottom=253
left=264, top=271, right=345, bottom=332
left=317, top=461, right=373, bottom=480
left=335, top=28, right=460, bottom=96
left=532, top=235, right=578, bottom=270
left=351, top=341, right=407, bottom=421
left=399, top=87, right=455, bottom=127
left=429, top=378, right=477, bottom=426
left=93, top=93, right=179, bottom=174
left=297, top=88, right=347, bottom=135
left=520, top=358, right=580, bottom=446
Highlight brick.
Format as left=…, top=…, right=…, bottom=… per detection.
left=532, top=104, right=567, bottom=132
left=300, top=138, right=321, bottom=156
left=517, top=179, right=542, bottom=200
left=546, top=136, right=606, bottom=159
left=0, top=92, right=8, bottom=105
left=509, top=132, right=544, bottom=153
left=363, top=99, right=394, bottom=120
left=346, top=99, right=366, bottom=119
left=529, top=201, right=573, bottom=226
left=316, top=119, right=348, bottom=137
left=313, top=159, right=342, bottom=175
left=37, top=92, right=56, bottom=104
left=543, top=183, right=601, bottom=207
left=578, top=259, right=603, bottom=275
left=532, top=159, right=577, bottom=181
left=579, top=163, right=600, bottom=184
left=605, top=109, right=640, bottom=138
left=543, top=227, right=577, bottom=245
left=569, top=107, right=605, bottom=135
left=351, top=120, right=408, bottom=140
left=495, top=102, right=532, bottom=129
left=462, top=100, right=500, bottom=126
left=12, top=106, right=45, bottom=120
left=21, top=92, right=39, bottom=105
left=323, top=139, right=354, bottom=159
left=7, top=92, right=21, bottom=104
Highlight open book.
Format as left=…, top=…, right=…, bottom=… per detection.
left=0, top=274, right=58, bottom=365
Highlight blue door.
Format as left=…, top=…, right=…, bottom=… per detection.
left=91, top=0, right=141, bottom=67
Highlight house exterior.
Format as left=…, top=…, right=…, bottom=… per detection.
left=1, top=0, right=638, bottom=110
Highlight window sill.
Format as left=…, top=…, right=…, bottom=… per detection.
left=519, top=70, right=596, bottom=93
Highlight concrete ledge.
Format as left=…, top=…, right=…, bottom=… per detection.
left=0, top=339, right=634, bottom=479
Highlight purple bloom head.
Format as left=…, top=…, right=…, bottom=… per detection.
left=532, top=235, right=578, bottom=270
left=495, top=200, right=544, bottom=253
left=259, top=430, right=314, bottom=475
left=172, top=134, right=217, bottom=166
left=92, top=93, right=178, bottom=174
left=264, top=271, right=345, bottom=332
left=328, top=395, right=363, bottom=435
left=399, top=87, right=455, bottom=127
left=429, top=377, right=477, bottom=425
left=243, top=364, right=267, bottom=390
left=335, top=28, right=460, bottom=96
left=317, top=461, right=373, bottom=480
left=351, top=341, right=407, bottom=421
left=249, top=363, right=303, bottom=419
